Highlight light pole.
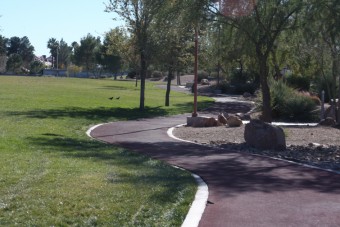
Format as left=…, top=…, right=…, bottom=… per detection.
left=56, top=47, right=59, bottom=77
left=192, top=25, right=199, bottom=117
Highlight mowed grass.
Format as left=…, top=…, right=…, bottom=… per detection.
left=0, top=76, right=213, bottom=226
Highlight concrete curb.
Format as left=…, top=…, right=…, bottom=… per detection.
left=167, top=126, right=209, bottom=227
left=87, top=123, right=209, bottom=227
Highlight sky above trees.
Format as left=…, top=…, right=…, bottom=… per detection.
left=0, top=0, right=123, bottom=56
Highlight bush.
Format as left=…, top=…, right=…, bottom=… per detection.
left=218, top=81, right=258, bottom=95
left=281, top=95, right=319, bottom=122
left=312, top=73, right=337, bottom=103
left=127, top=70, right=137, bottom=79
left=151, top=70, right=163, bottom=79
left=270, top=80, right=319, bottom=122
left=285, top=74, right=311, bottom=91
left=228, top=69, right=258, bottom=84
left=197, top=70, right=209, bottom=82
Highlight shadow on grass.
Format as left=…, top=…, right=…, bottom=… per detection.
left=27, top=131, right=340, bottom=198
left=7, top=106, right=168, bottom=121
left=6, top=100, right=214, bottom=121
left=27, top=135, right=195, bottom=205
left=97, top=85, right=132, bottom=90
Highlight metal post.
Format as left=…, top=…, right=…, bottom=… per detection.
left=192, top=26, right=199, bottom=117
left=321, top=90, right=325, bottom=120
left=56, top=48, right=59, bottom=77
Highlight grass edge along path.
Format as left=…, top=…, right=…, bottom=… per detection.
left=0, top=76, right=213, bottom=226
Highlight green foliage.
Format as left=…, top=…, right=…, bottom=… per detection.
left=197, top=70, right=209, bottom=82
left=270, top=80, right=319, bottom=122
left=218, top=81, right=258, bottom=95
left=67, top=65, right=82, bottom=77
left=151, top=70, right=163, bottom=79
left=285, top=74, right=311, bottom=91
left=0, top=76, right=213, bottom=226
left=312, top=72, right=337, bottom=102
left=73, top=34, right=101, bottom=72
left=29, top=60, right=44, bottom=75
left=6, top=53, right=23, bottom=73
left=127, top=70, right=137, bottom=79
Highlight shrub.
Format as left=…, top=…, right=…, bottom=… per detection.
left=285, top=74, right=311, bottom=91
left=127, top=70, right=137, bottom=79
left=270, top=80, right=319, bottom=122
left=218, top=81, right=258, bottom=95
left=197, top=70, right=209, bottom=82
left=281, top=95, right=319, bottom=122
left=151, top=71, right=163, bottom=79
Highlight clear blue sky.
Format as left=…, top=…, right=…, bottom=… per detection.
left=0, top=0, right=123, bottom=56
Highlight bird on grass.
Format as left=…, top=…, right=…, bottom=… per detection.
left=108, top=96, right=120, bottom=100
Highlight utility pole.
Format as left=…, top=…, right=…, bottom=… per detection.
left=192, top=25, right=199, bottom=117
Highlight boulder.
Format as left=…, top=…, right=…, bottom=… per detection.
left=319, top=117, right=336, bottom=127
left=324, top=105, right=336, bottom=119
left=236, top=113, right=251, bottom=121
left=226, top=115, right=243, bottom=127
left=200, top=79, right=210, bottom=85
left=217, top=113, right=228, bottom=125
left=187, top=116, right=222, bottom=127
left=204, top=117, right=222, bottom=127
left=243, top=92, right=252, bottom=98
left=244, top=119, right=286, bottom=150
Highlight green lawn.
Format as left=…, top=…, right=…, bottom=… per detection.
left=0, top=76, right=213, bottom=226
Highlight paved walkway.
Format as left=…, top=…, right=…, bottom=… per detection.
left=90, top=113, right=340, bottom=227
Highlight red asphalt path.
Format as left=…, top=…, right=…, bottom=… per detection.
left=90, top=114, right=340, bottom=227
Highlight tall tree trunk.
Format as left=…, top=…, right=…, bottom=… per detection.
left=176, top=71, right=181, bottom=85
left=165, top=67, right=173, bottom=106
left=271, top=50, right=282, bottom=80
left=331, top=57, right=337, bottom=101
left=258, top=55, right=272, bottom=123
left=139, top=52, right=147, bottom=111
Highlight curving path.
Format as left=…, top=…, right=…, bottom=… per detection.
left=90, top=108, right=340, bottom=226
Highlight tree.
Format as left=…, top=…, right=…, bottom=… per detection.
left=30, top=60, right=44, bottom=75
left=47, top=38, right=59, bottom=68
left=19, top=36, right=35, bottom=67
left=105, top=0, right=164, bottom=110
left=305, top=0, right=340, bottom=120
left=218, top=0, right=304, bottom=122
left=6, top=36, right=21, bottom=55
left=104, top=27, right=130, bottom=71
left=6, top=53, right=22, bottom=73
left=58, top=39, right=72, bottom=69
left=0, top=35, right=7, bottom=72
left=151, top=1, right=195, bottom=106
left=6, top=36, right=34, bottom=69
left=73, top=34, right=101, bottom=76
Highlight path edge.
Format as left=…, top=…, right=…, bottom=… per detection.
left=87, top=123, right=209, bottom=227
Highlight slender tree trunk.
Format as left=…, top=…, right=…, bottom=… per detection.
left=176, top=71, right=181, bottom=85
left=165, top=67, right=173, bottom=106
left=139, top=52, right=147, bottom=111
left=331, top=57, right=337, bottom=100
left=271, top=50, right=282, bottom=80
left=258, top=54, right=272, bottom=123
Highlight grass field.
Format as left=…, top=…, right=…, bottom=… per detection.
left=0, top=76, right=213, bottom=226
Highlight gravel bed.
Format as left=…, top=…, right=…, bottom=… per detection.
left=173, top=125, right=340, bottom=172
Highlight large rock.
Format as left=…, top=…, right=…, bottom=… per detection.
left=187, top=116, right=222, bottom=127
left=226, top=115, right=243, bottom=127
left=244, top=119, right=286, bottom=150
left=236, top=113, right=251, bottom=121
left=217, top=113, right=228, bottom=125
left=319, top=117, right=336, bottom=127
